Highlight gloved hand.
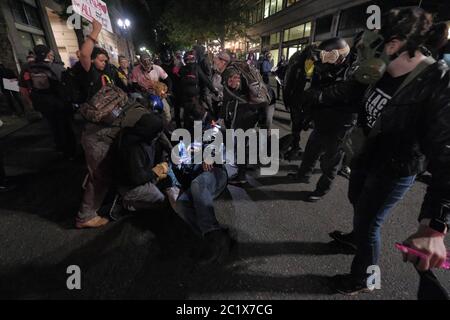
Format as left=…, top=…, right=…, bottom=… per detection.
left=152, top=162, right=169, bottom=182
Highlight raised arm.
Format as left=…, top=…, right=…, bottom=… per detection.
left=80, top=20, right=103, bottom=72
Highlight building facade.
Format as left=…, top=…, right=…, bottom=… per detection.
left=0, top=0, right=135, bottom=76
left=246, top=0, right=450, bottom=63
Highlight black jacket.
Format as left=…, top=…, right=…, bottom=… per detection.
left=114, top=113, right=166, bottom=188
left=317, top=60, right=450, bottom=224
left=179, top=63, right=216, bottom=103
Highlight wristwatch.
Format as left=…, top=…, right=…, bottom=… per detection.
left=429, top=218, right=449, bottom=234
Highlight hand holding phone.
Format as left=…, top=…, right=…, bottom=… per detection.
left=395, top=243, right=450, bottom=270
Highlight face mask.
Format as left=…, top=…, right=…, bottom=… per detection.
left=353, top=31, right=401, bottom=85
left=319, top=44, right=351, bottom=64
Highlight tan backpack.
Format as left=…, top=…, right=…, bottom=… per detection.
left=80, top=84, right=129, bottom=124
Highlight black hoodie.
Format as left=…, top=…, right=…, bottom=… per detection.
left=114, top=113, right=165, bottom=187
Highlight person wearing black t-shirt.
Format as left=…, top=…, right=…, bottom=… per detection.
left=76, top=19, right=115, bottom=229
left=304, top=8, right=450, bottom=296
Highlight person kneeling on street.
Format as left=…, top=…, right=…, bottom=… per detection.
left=112, top=113, right=176, bottom=215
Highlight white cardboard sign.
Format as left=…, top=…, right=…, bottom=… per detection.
left=71, top=0, right=113, bottom=33
left=2, top=79, right=19, bottom=92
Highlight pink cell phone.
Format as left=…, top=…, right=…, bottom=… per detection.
left=395, top=243, right=450, bottom=270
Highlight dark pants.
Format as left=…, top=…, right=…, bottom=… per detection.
left=31, top=93, right=76, bottom=158
left=298, top=126, right=353, bottom=194
left=290, top=106, right=307, bottom=149
left=348, top=167, right=416, bottom=279
left=262, top=73, right=270, bottom=85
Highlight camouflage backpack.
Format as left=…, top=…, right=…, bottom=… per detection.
left=227, top=61, right=271, bottom=105
left=80, top=84, right=129, bottom=124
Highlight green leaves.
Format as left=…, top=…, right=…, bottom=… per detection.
left=159, top=0, right=251, bottom=49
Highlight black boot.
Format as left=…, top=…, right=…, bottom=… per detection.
left=199, top=229, right=232, bottom=265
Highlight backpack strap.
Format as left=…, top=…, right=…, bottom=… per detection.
left=392, top=56, right=436, bottom=98
left=369, top=56, right=436, bottom=138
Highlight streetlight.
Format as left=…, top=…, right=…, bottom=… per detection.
left=117, top=18, right=133, bottom=64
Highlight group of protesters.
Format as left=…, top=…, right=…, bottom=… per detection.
left=2, top=6, right=450, bottom=296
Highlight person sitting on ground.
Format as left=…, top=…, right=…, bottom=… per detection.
left=172, top=116, right=233, bottom=265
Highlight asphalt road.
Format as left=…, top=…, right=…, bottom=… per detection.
left=0, top=109, right=449, bottom=300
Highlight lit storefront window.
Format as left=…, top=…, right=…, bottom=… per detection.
left=282, top=21, right=311, bottom=60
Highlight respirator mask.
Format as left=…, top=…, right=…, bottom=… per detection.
left=353, top=31, right=403, bottom=85
left=319, top=45, right=350, bottom=64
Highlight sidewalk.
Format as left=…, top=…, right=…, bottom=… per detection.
left=0, top=115, right=30, bottom=139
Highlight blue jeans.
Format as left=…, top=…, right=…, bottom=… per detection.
left=348, top=169, right=416, bottom=278
left=175, top=167, right=228, bottom=237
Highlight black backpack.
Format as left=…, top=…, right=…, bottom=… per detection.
left=180, top=64, right=200, bottom=99
left=28, top=63, right=58, bottom=92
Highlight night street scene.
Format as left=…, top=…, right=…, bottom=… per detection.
left=0, top=0, right=450, bottom=304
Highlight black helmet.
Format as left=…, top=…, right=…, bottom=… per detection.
left=159, top=45, right=174, bottom=65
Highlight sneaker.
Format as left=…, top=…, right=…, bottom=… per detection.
left=331, top=274, right=373, bottom=296
left=338, top=166, right=352, bottom=180
left=329, top=230, right=357, bottom=251
left=306, top=190, right=326, bottom=203
left=229, top=171, right=248, bottom=186
left=76, top=216, right=109, bottom=229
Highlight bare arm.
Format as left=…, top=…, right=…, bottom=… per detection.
left=80, top=19, right=103, bottom=72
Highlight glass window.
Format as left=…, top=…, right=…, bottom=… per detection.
left=32, top=34, right=47, bottom=46
left=257, top=1, right=263, bottom=22
left=270, top=0, right=277, bottom=16
left=270, top=32, right=280, bottom=45
left=283, top=22, right=312, bottom=42
left=291, top=24, right=305, bottom=40
left=17, top=31, right=34, bottom=52
left=338, top=4, right=367, bottom=36
left=315, top=15, right=332, bottom=35
left=10, top=1, right=43, bottom=29
left=264, top=0, right=270, bottom=18
left=270, top=49, right=279, bottom=65
left=24, top=3, right=43, bottom=29
left=10, top=1, right=28, bottom=25
left=304, top=22, right=312, bottom=37
left=276, top=0, right=283, bottom=12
